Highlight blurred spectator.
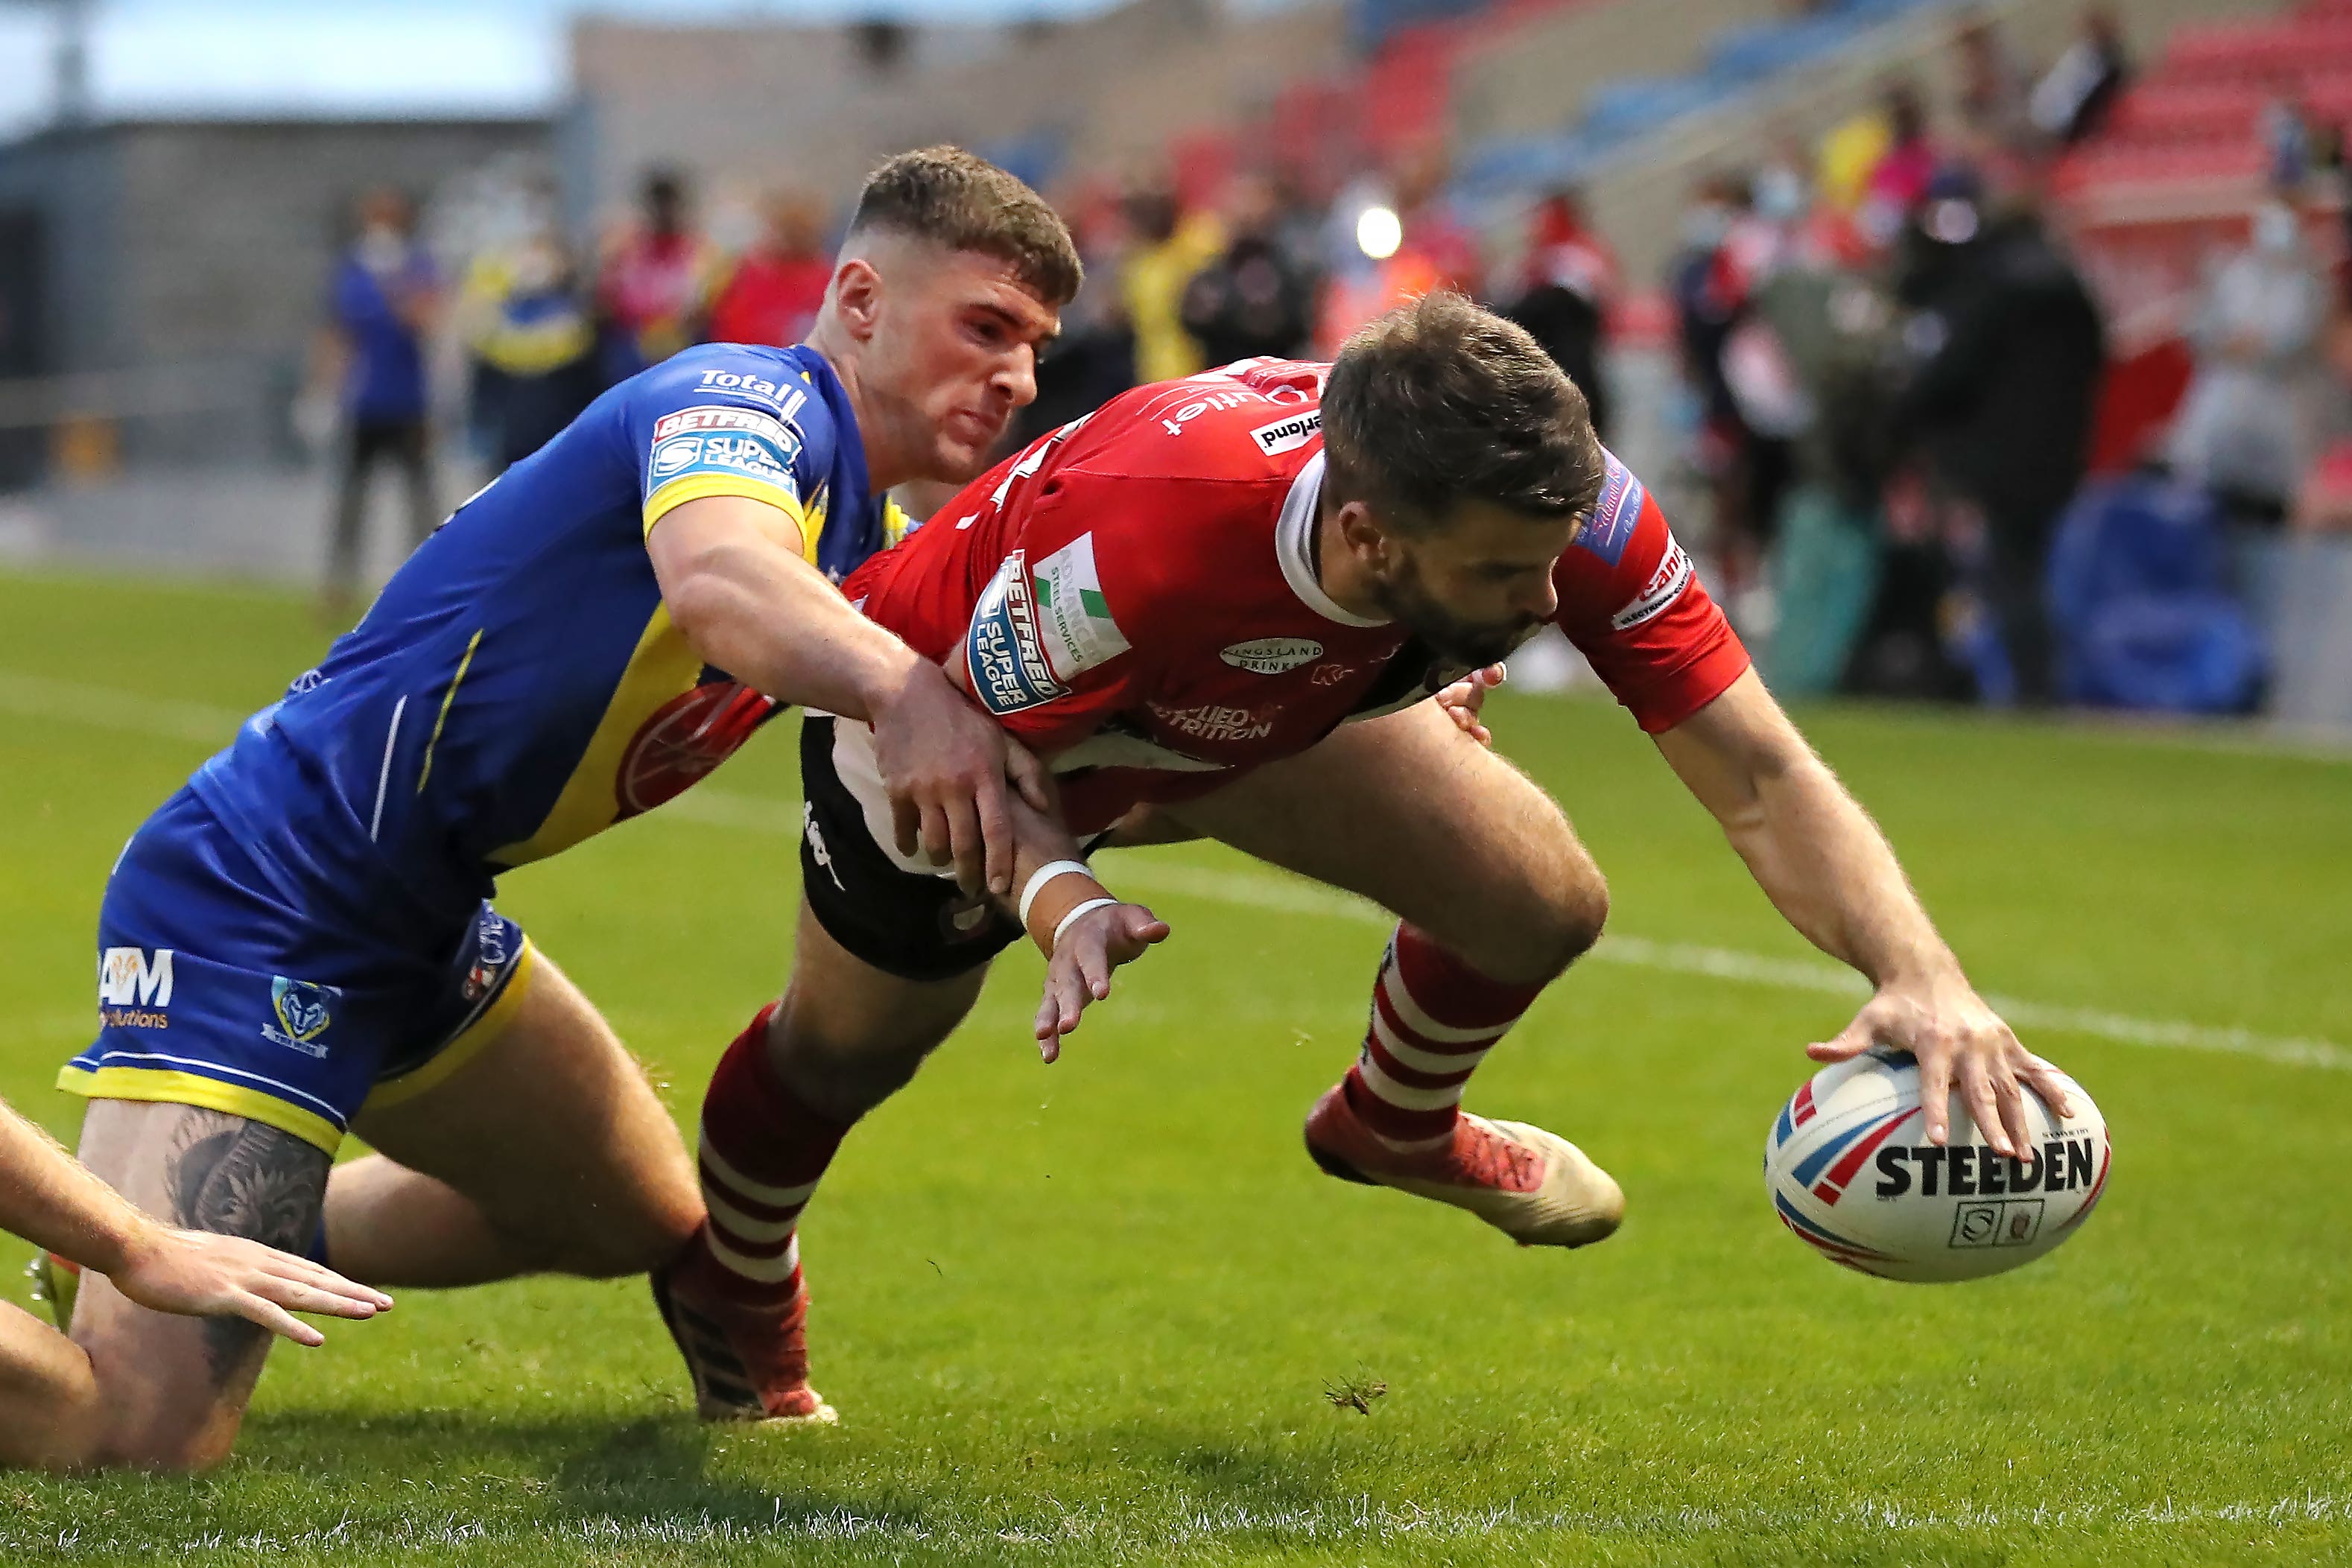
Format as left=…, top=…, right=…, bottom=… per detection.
left=1745, top=241, right=1904, bottom=697
left=1861, top=83, right=1940, bottom=244
left=1954, top=18, right=2031, bottom=151
left=458, top=219, right=606, bottom=469
left=2263, top=99, right=2315, bottom=191
left=1119, top=183, right=1223, bottom=384
left=2169, top=198, right=2324, bottom=530
left=2029, top=5, right=2130, bottom=147
left=2172, top=197, right=2325, bottom=644
left=598, top=169, right=720, bottom=375
left=1672, top=171, right=1800, bottom=591
left=1891, top=172, right=2105, bottom=706
left=706, top=194, right=835, bottom=348
left=1503, top=188, right=1620, bottom=441
left=1180, top=173, right=1316, bottom=368
left=1392, top=145, right=1480, bottom=294
left=1817, top=100, right=1892, bottom=215
left=1012, top=188, right=1138, bottom=448
left=312, top=187, right=441, bottom=618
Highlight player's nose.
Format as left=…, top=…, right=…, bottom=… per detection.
left=1512, top=572, right=1560, bottom=623
left=998, top=344, right=1039, bottom=408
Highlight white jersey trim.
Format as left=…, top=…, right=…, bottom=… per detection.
left=1274, top=453, right=1389, bottom=629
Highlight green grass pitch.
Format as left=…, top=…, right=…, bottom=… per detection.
left=1, top=568, right=2347, bottom=1565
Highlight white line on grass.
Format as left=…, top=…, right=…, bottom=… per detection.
left=6, top=671, right=2344, bottom=1073
left=668, top=792, right=2352, bottom=1074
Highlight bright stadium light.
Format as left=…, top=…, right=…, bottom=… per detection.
left=1356, top=205, right=1402, bottom=261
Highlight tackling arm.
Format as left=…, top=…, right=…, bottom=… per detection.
left=648, top=493, right=1050, bottom=897
left=1653, top=669, right=2073, bottom=1155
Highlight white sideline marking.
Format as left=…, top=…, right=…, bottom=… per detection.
left=5, top=670, right=2345, bottom=1074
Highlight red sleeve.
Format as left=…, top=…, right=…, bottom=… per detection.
left=954, top=468, right=1182, bottom=755
left=1551, top=454, right=1751, bottom=732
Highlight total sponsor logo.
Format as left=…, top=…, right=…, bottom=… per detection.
left=1148, top=700, right=1280, bottom=743
left=1608, top=536, right=1694, bottom=631
left=98, top=946, right=173, bottom=1029
left=966, top=552, right=1067, bottom=716
left=695, top=369, right=810, bottom=422
left=261, top=977, right=340, bottom=1060
left=1248, top=409, right=1321, bottom=457
left=1219, top=637, right=1323, bottom=675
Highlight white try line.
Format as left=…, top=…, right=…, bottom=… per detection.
left=7, top=670, right=2346, bottom=1074
left=668, top=792, right=2352, bottom=1075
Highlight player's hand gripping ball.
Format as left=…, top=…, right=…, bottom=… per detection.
left=1765, top=1046, right=2108, bottom=1281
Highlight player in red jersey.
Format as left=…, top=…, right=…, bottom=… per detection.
left=662, top=293, right=2078, bottom=1421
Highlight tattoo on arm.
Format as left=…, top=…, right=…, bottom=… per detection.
left=164, top=1111, right=330, bottom=1382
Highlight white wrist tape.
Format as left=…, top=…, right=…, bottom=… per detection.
left=1018, top=859, right=1095, bottom=928
left=1050, top=898, right=1119, bottom=951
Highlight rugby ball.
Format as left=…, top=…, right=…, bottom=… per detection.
left=1765, top=1047, right=2108, bottom=1282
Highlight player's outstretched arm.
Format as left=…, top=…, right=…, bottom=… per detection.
left=994, top=792, right=1168, bottom=1060
left=650, top=492, right=1050, bottom=898
left=1652, top=669, right=2075, bottom=1158
left=0, top=1098, right=390, bottom=1346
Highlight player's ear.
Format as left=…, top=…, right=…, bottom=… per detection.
left=1334, top=499, right=1395, bottom=568
left=828, top=258, right=883, bottom=343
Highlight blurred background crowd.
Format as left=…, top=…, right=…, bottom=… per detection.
left=4, top=0, right=2352, bottom=728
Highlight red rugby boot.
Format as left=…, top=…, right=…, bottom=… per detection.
left=1303, top=1084, right=1624, bottom=1248
left=652, top=1228, right=837, bottom=1424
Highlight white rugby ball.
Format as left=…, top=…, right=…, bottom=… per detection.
left=1764, top=1047, right=2109, bottom=1283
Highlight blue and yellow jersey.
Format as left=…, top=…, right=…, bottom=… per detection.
left=185, top=343, right=909, bottom=939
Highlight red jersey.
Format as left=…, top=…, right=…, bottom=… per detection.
left=844, top=360, right=1749, bottom=838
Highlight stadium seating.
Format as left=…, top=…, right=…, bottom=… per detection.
left=2059, top=1, right=2352, bottom=197
left=1448, top=0, right=1944, bottom=201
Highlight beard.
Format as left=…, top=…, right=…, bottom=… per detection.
left=1367, top=559, right=1547, bottom=670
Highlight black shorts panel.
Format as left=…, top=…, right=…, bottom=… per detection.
left=798, top=716, right=1026, bottom=983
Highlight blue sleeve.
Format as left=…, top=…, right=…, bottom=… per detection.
left=627, top=347, right=831, bottom=545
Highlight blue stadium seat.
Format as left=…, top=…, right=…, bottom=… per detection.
left=1581, top=77, right=1721, bottom=145
left=2044, top=477, right=2266, bottom=714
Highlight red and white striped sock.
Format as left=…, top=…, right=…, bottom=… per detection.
left=692, top=1002, right=846, bottom=1307
left=1343, top=924, right=1547, bottom=1152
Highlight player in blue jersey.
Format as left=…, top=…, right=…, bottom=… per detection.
left=48, top=148, right=1164, bottom=1470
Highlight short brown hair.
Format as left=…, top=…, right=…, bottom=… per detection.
left=848, top=146, right=1083, bottom=307
left=1322, top=291, right=1603, bottom=533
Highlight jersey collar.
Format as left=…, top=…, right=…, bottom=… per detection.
left=1275, top=452, right=1390, bottom=628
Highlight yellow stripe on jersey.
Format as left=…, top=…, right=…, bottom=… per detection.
left=884, top=498, right=916, bottom=547
left=416, top=627, right=484, bottom=796
left=57, top=1063, right=346, bottom=1155
left=642, top=473, right=814, bottom=564
left=487, top=606, right=706, bottom=867
left=362, top=941, right=539, bottom=1113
